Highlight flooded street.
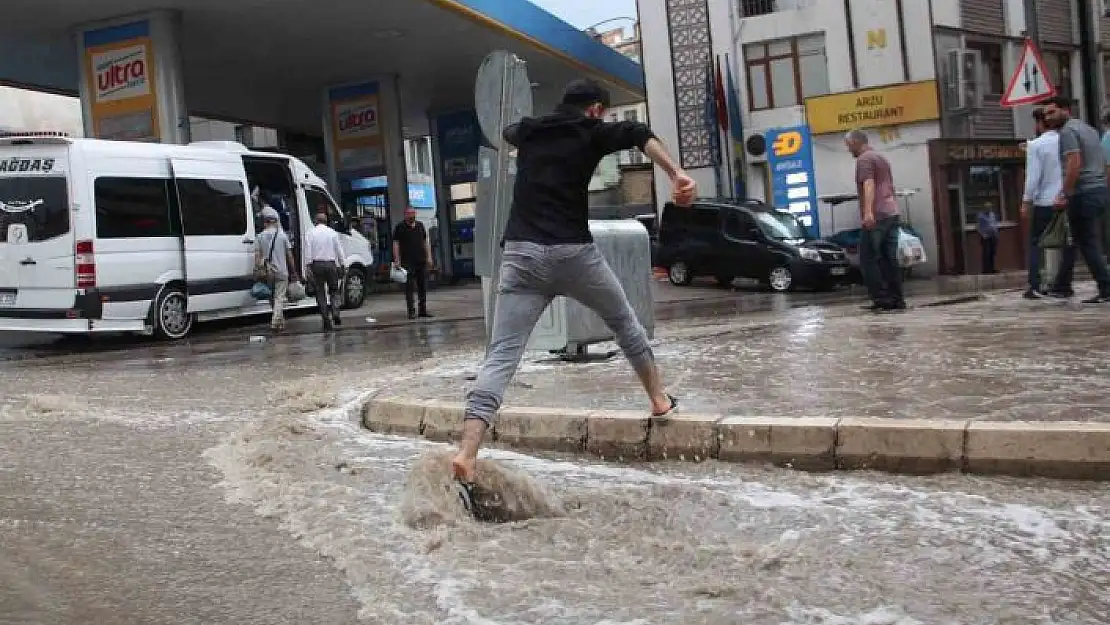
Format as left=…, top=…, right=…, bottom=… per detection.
left=1, top=290, right=1108, bottom=624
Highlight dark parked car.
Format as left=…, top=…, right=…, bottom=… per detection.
left=655, top=199, right=851, bottom=291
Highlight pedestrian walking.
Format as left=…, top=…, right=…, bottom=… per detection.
left=392, top=207, right=434, bottom=320
left=845, top=130, right=905, bottom=313
left=254, top=207, right=298, bottom=333
left=1041, top=96, right=1110, bottom=303
left=1021, top=107, right=1063, bottom=299
left=304, top=211, right=346, bottom=331
left=977, top=206, right=1000, bottom=274
left=451, top=78, right=696, bottom=483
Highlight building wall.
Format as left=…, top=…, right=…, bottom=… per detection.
left=0, top=87, right=83, bottom=135
left=642, top=0, right=943, bottom=274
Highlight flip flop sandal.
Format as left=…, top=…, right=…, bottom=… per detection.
left=453, top=480, right=510, bottom=523
left=651, top=394, right=679, bottom=421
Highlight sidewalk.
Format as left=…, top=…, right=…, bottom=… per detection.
left=362, top=288, right=1110, bottom=480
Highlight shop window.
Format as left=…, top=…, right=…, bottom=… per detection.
left=962, top=165, right=1016, bottom=226
left=964, top=41, right=1004, bottom=96
left=743, top=34, right=829, bottom=111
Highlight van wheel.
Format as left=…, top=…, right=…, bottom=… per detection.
left=715, top=275, right=734, bottom=288
left=668, top=262, right=694, bottom=286
left=153, top=287, right=194, bottom=340
left=767, top=267, right=793, bottom=292
left=342, top=267, right=367, bottom=309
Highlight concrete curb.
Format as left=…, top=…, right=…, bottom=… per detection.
left=361, top=397, right=1110, bottom=480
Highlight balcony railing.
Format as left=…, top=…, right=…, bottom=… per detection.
left=739, top=0, right=811, bottom=17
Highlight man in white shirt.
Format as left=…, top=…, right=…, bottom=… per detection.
left=1020, top=107, right=1063, bottom=299
left=304, top=211, right=347, bottom=331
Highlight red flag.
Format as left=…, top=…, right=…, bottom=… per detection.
left=714, top=55, right=729, bottom=132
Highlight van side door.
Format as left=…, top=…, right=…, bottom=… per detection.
left=720, top=209, right=767, bottom=280
left=169, top=157, right=255, bottom=313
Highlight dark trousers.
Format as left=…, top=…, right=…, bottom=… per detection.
left=980, top=235, right=998, bottom=274
left=310, top=260, right=342, bottom=323
left=1027, top=204, right=1055, bottom=291
left=1054, top=187, right=1110, bottom=295
left=859, top=215, right=905, bottom=308
left=404, top=263, right=428, bottom=314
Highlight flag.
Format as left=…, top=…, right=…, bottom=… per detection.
left=725, top=53, right=744, bottom=143
left=714, top=55, right=728, bottom=132
left=703, top=57, right=721, bottom=166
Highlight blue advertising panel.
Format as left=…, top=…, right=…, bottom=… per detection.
left=436, top=109, right=484, bottom=186
left=765, top=125, right=820, bottom=238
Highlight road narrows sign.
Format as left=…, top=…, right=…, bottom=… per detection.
left=1001, top=39, right=1056, bottom=108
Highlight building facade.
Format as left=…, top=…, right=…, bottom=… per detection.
left=589, top=25, right=651, bottom=196
left=640, top=0, right=1110, bottom=277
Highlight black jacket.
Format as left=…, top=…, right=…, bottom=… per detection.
left=501, top=104, right=655, bottom=245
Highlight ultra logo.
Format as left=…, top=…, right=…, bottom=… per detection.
left=336, top=102, right=379, bottom=138
left=92, top=44, right=151, bottom=103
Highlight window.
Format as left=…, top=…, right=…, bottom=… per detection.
left=305, top=187, right=346, bottom=232
left=177, top=178, right=249, bottom=236
left=962, top=165, right=1014, bottom=226
left=0, top=176, right=69, bottom=243
left=94, top=177, right=177, bottom=239
left=1043, top=50, right=1074, bottom=104
left=744, top=34, right=829, bottom=111
left=723, top=211, right=750, bottom=239
left=965, top=41, right=1004, bottom=96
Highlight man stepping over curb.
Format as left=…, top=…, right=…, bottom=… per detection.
left=451, top=79, right=696, bottom=483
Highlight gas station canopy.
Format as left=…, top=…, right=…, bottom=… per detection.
left=0, top=0, right=644, bottom=136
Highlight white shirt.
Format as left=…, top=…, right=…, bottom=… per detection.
left=304, top=223, right=346, bottom=265
left=1023, top=130, right=1063, bottom=206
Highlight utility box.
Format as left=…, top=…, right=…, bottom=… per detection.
left=526, top=219, right=655, bottom=356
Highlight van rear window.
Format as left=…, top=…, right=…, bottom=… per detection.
left=0, top=176, right=70, bottom=243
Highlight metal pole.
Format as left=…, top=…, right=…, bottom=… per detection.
left=1023, top=0, right=1040, bottom=46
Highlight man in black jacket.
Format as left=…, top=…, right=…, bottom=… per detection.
left=452, top=79, right=696, bottom=482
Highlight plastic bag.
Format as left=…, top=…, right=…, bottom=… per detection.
left=287, top=281, right=306, bottom=302
left=897, top=228, right=927, bottom=267
left=1039, top=212, right=1071, bottom=249
left=390, top=265, right=408, bottom=285
left=250, top=282, right=272, bottom=301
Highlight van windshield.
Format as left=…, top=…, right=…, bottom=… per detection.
left=0, top=177, right=70, bottom=243
left=755, top=211, right=807, bottom=242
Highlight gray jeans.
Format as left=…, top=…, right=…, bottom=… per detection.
left=465, top=241, right=655, bottom=425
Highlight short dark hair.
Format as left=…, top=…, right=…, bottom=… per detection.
left=1032, top=108, right=1045, bottom=122
left=1044, top=95, right=1072, bottom=110
left=561, top=79, right=611, bottom=110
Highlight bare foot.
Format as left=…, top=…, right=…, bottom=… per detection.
left=451, top=453, right=477, bottom=482
left=651, top=394, right=677, bottom=418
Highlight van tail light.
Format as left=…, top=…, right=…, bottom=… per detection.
left=75, top=240, right=96, bottom=289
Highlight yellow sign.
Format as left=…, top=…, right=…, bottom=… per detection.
left=771, top=131, right=804, bottom=158
left=328, top=82, right=385, bottom=175
left=866, top=29, right=887, bottom=49
left=82, top=20, right=160, bottom=142
left=804, top=80, right=940, bottom=135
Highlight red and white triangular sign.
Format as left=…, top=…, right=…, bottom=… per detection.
left=1001, top=39, right=1056, bottom=107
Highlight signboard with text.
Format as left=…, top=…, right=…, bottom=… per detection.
left=765, top=125, right=820, bottom=238
left=436, top=109, right=485, bottom=186
left=82, top=20, right=160, bottom=142
left=804, top=80, right=940, bottom=135
left=328, top=82, right=385, bottom=178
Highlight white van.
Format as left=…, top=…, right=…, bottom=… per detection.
left=0, top=133, right=374, bottom=340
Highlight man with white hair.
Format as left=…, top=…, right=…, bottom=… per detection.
left=845, top=129, right=905, bottom=312
left=254, top=207, right=298, bottom=333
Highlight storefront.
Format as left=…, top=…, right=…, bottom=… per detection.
left=927, top=139, right=1028, bottom=276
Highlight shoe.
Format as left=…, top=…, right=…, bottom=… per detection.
left=861, top=303, right=882, bottom=311
left=1081, top=294, right=1110, bottom=304
left=1023, top=289, right=1044, bottom=300
left=418, top=311, right=434, bottom=318
left=407, top=312, right=417, bottom=320
left=1047, top=289, right=1075, bottom=299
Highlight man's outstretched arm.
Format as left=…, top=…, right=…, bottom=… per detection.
left=642, top=137, right=696, bottom=206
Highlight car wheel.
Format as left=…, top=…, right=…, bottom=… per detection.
left=668, top=262, right=694, bottom=286
left=715, top=274, right=734, bottom=288
left=767, top=266, right=793, bottom=292
left=342, top=267, right=367, bottom=309
left=153, top=287, right=194, bottom=340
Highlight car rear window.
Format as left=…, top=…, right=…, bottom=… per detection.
left=0, top=176, right=70, bottom=243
